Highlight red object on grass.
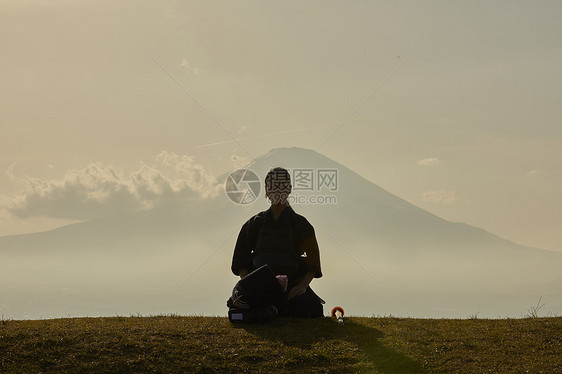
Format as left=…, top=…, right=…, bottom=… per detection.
left=331, top=306, right=344, bottom=318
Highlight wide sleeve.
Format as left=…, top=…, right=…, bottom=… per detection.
left=299, top=222, right=322, bottom=279
left=231, top=218, right=254, bottom=276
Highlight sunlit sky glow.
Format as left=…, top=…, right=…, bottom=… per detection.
left=1, top=0, right=561, bottom=252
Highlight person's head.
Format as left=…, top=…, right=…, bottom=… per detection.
left=264, top=167, right=291, bottom=205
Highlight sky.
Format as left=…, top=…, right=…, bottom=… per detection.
left=1, top=0, right=561, bottom=252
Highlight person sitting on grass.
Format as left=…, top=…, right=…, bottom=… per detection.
left=228, top=167, right=324, bottom=322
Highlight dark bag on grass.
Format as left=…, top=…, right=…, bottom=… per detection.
left=231, top=264, right=283, bottom=309
left=227, top=265, right=283, bottom=323
left=228, top=305, right=278, bottom=324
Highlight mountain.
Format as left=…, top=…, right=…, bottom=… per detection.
left=1, top=147, right=561, bottom=319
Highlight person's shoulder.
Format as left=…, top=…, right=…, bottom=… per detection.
left=243, top=209, right=268, bottom=226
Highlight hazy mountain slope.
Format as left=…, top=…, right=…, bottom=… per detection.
left=1, top=147, right=561, bottom=318
left=0, top=147, right=552, bottom=258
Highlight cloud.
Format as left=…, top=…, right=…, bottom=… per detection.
left=417, top=157, right=442, bottom=166
left=0, top=195, right=11, bottom=220
left=2, top=152, right=221, bottom=220
left=180, top=58, right=207, bottom=75
left=422, top=189, right=458, bottom=204
left=527, top=170, right=540, bottom=177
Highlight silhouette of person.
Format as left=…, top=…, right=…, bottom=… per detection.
left=230, top=167, right=324, bottom=319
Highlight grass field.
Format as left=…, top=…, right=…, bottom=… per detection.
left=1, top=315, right=560, bottom=373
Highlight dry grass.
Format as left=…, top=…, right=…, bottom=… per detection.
left=1, top=315, right=561, bottom=373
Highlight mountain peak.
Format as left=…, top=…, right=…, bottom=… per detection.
left=246, top=147, right=344, bottom=176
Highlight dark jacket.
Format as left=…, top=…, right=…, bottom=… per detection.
left=231, top=205, right=322, bottom=286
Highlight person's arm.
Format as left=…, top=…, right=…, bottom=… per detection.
left=288, top=270, right=316, bottom=300
left=231, top=220, right=253, bottom=277
left=299, top=222, right=322, bottom=278
left=238, top=268, right=249, bottom=279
